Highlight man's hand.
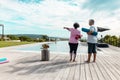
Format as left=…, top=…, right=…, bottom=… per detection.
left=87, top=31, right=92, bottom=35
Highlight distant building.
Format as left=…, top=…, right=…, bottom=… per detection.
left=0, top=35, right=10, bottom=41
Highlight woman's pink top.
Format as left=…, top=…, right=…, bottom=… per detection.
left=68, top=28, right=81, bottom=43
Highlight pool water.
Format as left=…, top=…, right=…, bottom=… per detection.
left=17, top=41, right=87, bottom=54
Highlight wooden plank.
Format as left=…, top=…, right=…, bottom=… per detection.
left=105, top=53, right=120, bottom=67
left=19, top=55, right=57, bottom=75
left=88, top=57, right=99, bottom=80
left=0, top=54, right=57, bottom=80
left=92, top=61, right=105, bottom=80
left=54, top=56, right=70, bottom=80
left=1, top=47, right=120, bottom=80
left=101, top=55, right=120, bottom=80
left=5, top=54, right=55, bottom=74
left=96, top=56, right=112, bottom=80
left=101, top=48, right=120, bottom=55
left=61, top=59, right=72, bottom=80
left=84, top=55, right=93, bottom=80
left=97, top=56, right=117, bottom=80
left=61, top=54, right=80, bottom=80
left=67, top=54, right=81, bottom=80
left=74, top=54, right=80, bottom=80
left=38, top=55, right=66, bottom=80
left=79, top=54, right=86, bottom=80
left=67, top=62, right=76, bottom=80
left=100, top=48, right=120, bottom=71
left=20, top=54, right=58, bottom=80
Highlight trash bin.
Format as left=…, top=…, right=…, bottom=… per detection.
left=41, top=49, right=50, bottom=61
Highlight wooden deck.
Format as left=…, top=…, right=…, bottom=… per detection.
left=0, top=46, right=120, bottom=80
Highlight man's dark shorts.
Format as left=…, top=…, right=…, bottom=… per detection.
left=88, top=43, right=97, bottom=54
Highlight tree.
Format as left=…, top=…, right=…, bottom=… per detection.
left=7, top=35, right=19, bottom=40
left=104, top=35, right=111, bottom=40
left=41, top=35, right=49, bottom=41
left=103, top=35, right=119, bottom=47
left=103, top=35, right=111, bottom=43
left=118, top=37, right=120, bottom=47
left=19, top=36, right=32, bottom=42
left=111, top=36, right=118, bottom=46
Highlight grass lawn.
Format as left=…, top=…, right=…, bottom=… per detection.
left=0, top=41, right=35, bottom=48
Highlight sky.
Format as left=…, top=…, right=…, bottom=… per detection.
left=0, top=0, right=120, bottom=38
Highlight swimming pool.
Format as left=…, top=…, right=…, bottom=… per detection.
left=17, top=41, right=87, bottom=54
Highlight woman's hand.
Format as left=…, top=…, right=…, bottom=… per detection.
left=63, top=27, right=66, bottom=29
left=63, top=27, right=69, bottom=30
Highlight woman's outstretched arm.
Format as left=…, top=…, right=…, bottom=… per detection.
left=63, top=27, right=70, bottom=30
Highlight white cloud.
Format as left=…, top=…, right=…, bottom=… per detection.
left=0, top=0, right=120, bottom=37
